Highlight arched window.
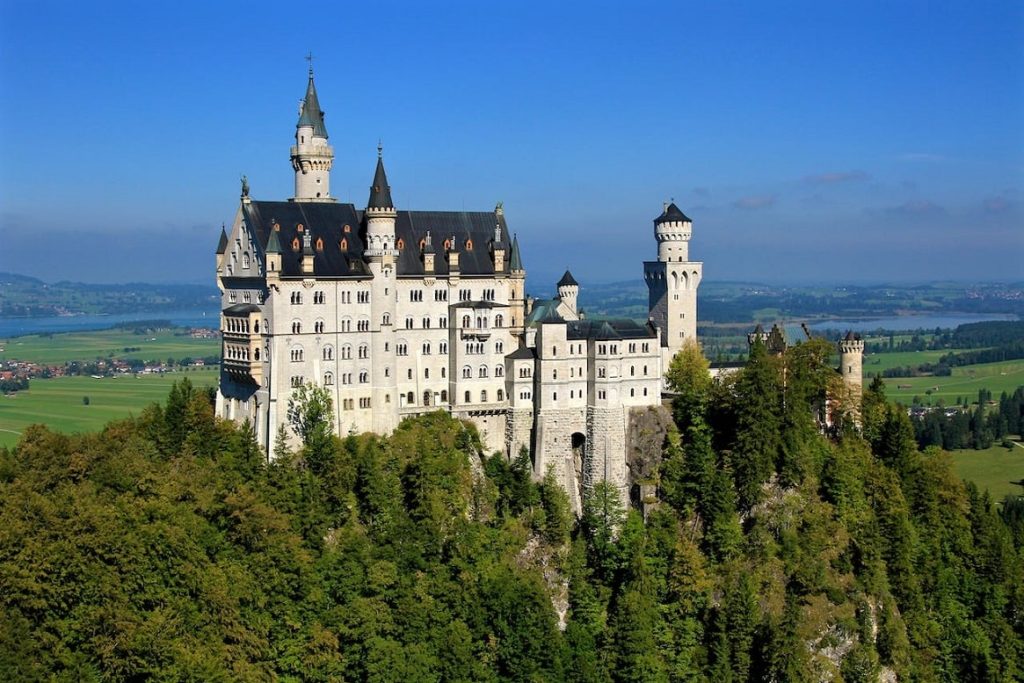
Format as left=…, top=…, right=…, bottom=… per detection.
left=359, top=371, right=369, bottom=383
left=343, top=224, right=351, bottom=233
left=406, top=316, right=414, bottom=329
left=292, top=321, right=302, bottom=334
left=242, top=252, right=250, bottom=268
left=397, top=238, right=405, bottom=250
left=497, top=389, right=504, bottom=402
left=495, top=341, right=504, bottom=354
left=323, top=346, right=333, bottom=360
left=464, top=391, right=471, bottom=404
left=296, top=223, right=304, bottom=233
left=494, top=314, right=503, bottom=327
left=440, top=390, right=448, bottom=403
left=462, top=366, right=472, bottom=379
left=495, top=365, right=504, bottom=377
left=422, top=342, right=431, bottom=355
left=423, top=390, right=431, bottom=406
left=465, top=239, right=473, bottom=251
left=407, top=391, right=415, bottom=405
left=340, top=238, right=348, bottom=251
left=382, top=312, right=391, bottom=325
left=462, top=315, right=471, bottom=328
left=479, top=365, right=488, bottom=378
left=324, top=372, right=334, bottom=386
left=358, top=344, right=369, bottom=359
left=291, top=237, right=300, bottom=251
left=315, top=237, right=324, bottom=251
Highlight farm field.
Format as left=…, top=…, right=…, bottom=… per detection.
left=862, top=349, right=951, bottom=374
left=951, top=440, right=1024, bottom=502
left=0, top=369, right=219, bottom=449
left=0, top=328, right=219, bottom=365
left=882, top=359, right=1024, bottom=406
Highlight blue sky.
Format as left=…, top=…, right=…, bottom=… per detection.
left=1, top=0, right=1021, bottom=287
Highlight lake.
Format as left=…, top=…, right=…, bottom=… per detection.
left=0, top=308, right=219, bottom=338
left=805, top=313, right=1019, bottom=334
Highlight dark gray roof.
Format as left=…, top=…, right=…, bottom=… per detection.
left=367, top=153, right=393, bottom=209
left=654, top=202, right=691, bottom=225
left=296, top=73, right=328, bottom=138
left=509, top=234, right=523, bottom=271
left=451, top=301, right=509, bottom=309
left=507, top=346, right=537, bottom=360
left=566, top=318, right=656, bottom=341
left=844, top=331, right=859, bottom=341
left=752, top=323, right=765, bottom=334
left=216, top=225, right=228, bottom=254
left=223, top=303, right=260, bottom=315
left=557, top=270, right=578, bottom=287
left=242, top=200, right=511, bottom=279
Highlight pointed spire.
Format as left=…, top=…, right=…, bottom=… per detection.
left=367, top=148, right=394, bottom=209
left=509, top=233, right=523, bottom=271
left=296, top=69, right=328, bottom=139
left=216, top=223, right=228, bottom=254
left=266, top=229, right=282, bottom=254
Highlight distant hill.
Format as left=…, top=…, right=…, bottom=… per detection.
left=0, top=272, right=219, bottom=318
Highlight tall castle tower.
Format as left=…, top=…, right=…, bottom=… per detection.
left=364, top=146, right=399, bottom=433
left=838, top=331, right=865, bottom=419
left=290, top=66, right=334, bottom=202
left=644, top=202, right=702, bottom=367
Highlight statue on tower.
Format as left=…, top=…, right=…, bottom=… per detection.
left=240, top=175, right=250, bottom=198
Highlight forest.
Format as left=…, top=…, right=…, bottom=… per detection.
left=1, top=339, right=1022, bottom=681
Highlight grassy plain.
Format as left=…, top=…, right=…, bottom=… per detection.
left=951, top=440, right=1024, bottom=502
left=0, top=328, right=219, bottom=364
left=882, top=359, right=1024, bottom=406
left=0, top=369, right=218, bottom=449
left=862, top=350, right=950, bottom=374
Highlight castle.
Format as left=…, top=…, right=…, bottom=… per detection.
left=215, top=68, right=702, bottom=511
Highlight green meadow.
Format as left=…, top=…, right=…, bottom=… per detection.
left=951, top=440, right=1024, bottom=502
left=863, top=349, right=950, bottom=374
left=0, top=369, right=219, bottom=449
left=882, top=359, right=1024, bottom=406
left=0, top=328, right=220, bottom=365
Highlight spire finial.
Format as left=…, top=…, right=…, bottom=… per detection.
left=305, top=51, right=314, bottom=77
left=377, top=139, right=383, bottom=158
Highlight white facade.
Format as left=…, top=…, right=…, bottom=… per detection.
left=216, top=71, right=702, bottom=511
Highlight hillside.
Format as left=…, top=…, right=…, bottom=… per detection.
left=0, top=272, right=218, bottom=318
left=1, top=343, right=1021, bottom=680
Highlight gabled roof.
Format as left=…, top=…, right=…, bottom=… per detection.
left=557, top=270, right=578, bottom=287
left=367, top=152, right=394, bottom=209
left=654, top=202, right=691, bottom=225
left=216, top=225, right=228, bottom=254
left=296, top=73, right=328, bottom=138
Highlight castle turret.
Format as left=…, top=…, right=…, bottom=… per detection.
left=363, top=145, right=398, bottom=262
left=363, top=145, right=399, bottom=433
left=290, top=66, right=334, bottom=202
left=216, top=223, right=228, bottom=276
left=839, top=331, right=865, bottom=394
left=644, top=202, right=703, bottom=368
left=557, top=270, right=579, bottom=316
left=509, top=233, right=526, bottom=329
left=747, top=323, right=768, bottom=348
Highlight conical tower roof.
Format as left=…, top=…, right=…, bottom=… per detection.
left=216, top=224, right=228, bottom=254
left=367, top=148, right=394, bottom=209
left=509, top=234, right=524, bottom=271
left=296, top=71, right=328, bottom=139
left=557, top=270, right=579, bottom=287
left=266, top=229, right=282, bottom=254
left=654, top=202, right=691, bottom=225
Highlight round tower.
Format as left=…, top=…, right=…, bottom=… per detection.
left=644, top=201, right=702, bottom=367
left=364, top=145, right=398, bottom=261
left=290, top=66, right=335, bottom=202
left=556, top=270, right=579, bottom=316
left=655, top=202, right=692, bottom=263
left=838, top=331, right=865, bottom=393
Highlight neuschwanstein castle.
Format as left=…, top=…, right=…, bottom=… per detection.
left=215, top=69, right=702, bottom=512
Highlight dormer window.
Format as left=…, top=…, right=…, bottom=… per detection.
left=291, top=237, right=300, bottom=251
left=444, top=239, right=452, bottom=250
left=340, top=238, right=348, bottom=251
left=465, top=239, right=473, bottom=251
left=419, top=238, right=426, bottom=250
left=315, top=237, right=324, bottom=251
left=397, top=238, right=405, bottom=250
left=343, top=224, right=351, bottom=233
left=297, top=223, right=304, bottom=233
